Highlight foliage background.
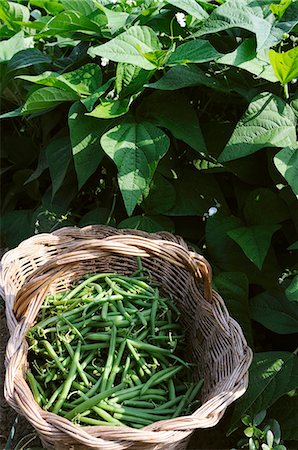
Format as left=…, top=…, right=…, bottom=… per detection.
left=0, top=0, right=298, bottom=447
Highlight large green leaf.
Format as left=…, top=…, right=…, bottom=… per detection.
left=274, top=144, right=298, bottom=197
left=269, top=46, right=298, bottom=85
left=195, top=0, right=272, bottom=52
left=7, top=48, right=51, bottom=73
left=21, top=87, right=79, bottom=115
left=243, top=188, right=289, bottom=225
left=88, top=26, right=161, bottom=70
left=68, top=102, right=108, bottom=189
left=250, top=290, right=298, bottom=334
left=61, top=0, right=97, bottom=15
left=147, top=65, right=225, bottom=91
left=205, top=215, right=280, bottom=288
left=41, top=10, right=103, bottom=36
left=0, top=0, right=30, bottom=29
left=29, top=0, right=64, bottom=14
left=141, top=172, right=176, bottom=214
left=218, top=93, right=296, bottom=162
left=45, top=137, right=72, bottom=197
left=0, top=31, right=33, bottom=62
left=100, top=121, right=170, bottom=215
left=96, top=3, right=132, bottom=35
left=0, top=210, right=33, bottom=248
left=217, top=39, right=277, bottom=82
left=167, top=39, right=221, bottom=65
left=86, top=97, right=131, bottom=119
left=227, top=224, right=280, bottom=270
left=116, top=63, right=154, bottom=98
left=269, top=394, right=298, bottom=442
left=213, top=272, right=253, bottom=345
left=118, top=214, right=174, bottom=233
left=17, top=63, right=102, bottom=96
left=166, top=0, right=208, bottom=20
left=166, top=169, right=228, bottom=216
left=137, top=91, right=206, bottom=153
left=229, top=351, right=298, bottom=434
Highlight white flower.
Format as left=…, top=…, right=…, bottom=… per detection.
left=291, top=78, right=297, bottom=84
left=111, top=0, right=118, bottom=3
left=126, top=0, right=136, bottom=5
left=101, top=57, right=109, bottom=67
left=175, top=12, right=186, bottom=28
left=208, top=206, right=218, bottom=217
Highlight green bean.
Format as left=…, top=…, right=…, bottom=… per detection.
left=27, top=371, right=45, bottom=405
left=64, top=383, right=125, bottom=420
left=52, top=341, right=81, bottom=414
left=140, top=366, right=184, bottom=395
left=64, top=342, right=90, bottom=387
left=44, top=384, right=63, bottom=410
left=123, top=400, right=155, bottom=408
left=126, top=340, right=151, bottom=377
left=42, top=341, right=66, bottom=373
left=168, top=379, right=176, bottom=401
left=78, top=416, right=121, bottom=426
left=100, top=325, right=117, bottom=392
left=113, top=413, right=152, bottom=426
left=106, top=340, right=126, bottom=390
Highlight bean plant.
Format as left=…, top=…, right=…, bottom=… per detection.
left=0, top=0, right=298, bottom=446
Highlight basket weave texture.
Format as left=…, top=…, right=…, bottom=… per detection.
left=0, top=225, right=252, bottom=450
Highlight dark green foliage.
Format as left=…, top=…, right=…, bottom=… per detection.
left=0, top=0, right=297, bottom=444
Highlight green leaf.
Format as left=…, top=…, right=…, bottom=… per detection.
left=166, top=0, right=208, bottom=20
left=213, top=272, right=253, bottom=345
left=81, top=78, right=114, bottom=112
left=147, top=65, right=224, bottom=91
left=96, top=3, right=131, bottom=35
left=100, top=120, right=170, bottom=215
left=217, top=39, right=277, bottom=82
left=243, top=188, right=289, bottom=225
left=269, top=394, right=298, bottom=441
left=116, top=63, right=154, bottom=98
left=41, top=10, right=102, bottom=36
left=7, top=48, right=52, bottom=73
left=195, top=0, right=272, bottom=52
left=141, top=172, right=176, bottom=214
left=17, top=63, right=102, bottom=96
left=166, top=168, right=228, bottom=216
left=269, top=46, right=298, bottom=85
left=137, top=91, right=206, bottom=153
left=68, top=102, right=108, bottom=189
left=229, top=351, right=298, bottom=434
left=218, top=93, right=296, bottom=162
left=0, top=0, right=30, bottom=28
left=227, top=224, right=280, bottom=270
left=118, top=214, right=174, bottom=233
left=61, top=0, right=97, bottom=16
left=45, top=137, right=72, bottom=197
left=86, top=97, right=131, bottom=119
left=88, top=25, right=161, bottom=70
left=250, top=290, right=298, bottom=334
left=0, top=210, right=33, bottom=247
left=79, top=208, right=109, bottom=227
left=21, top=87, right=79, bottom=115
left=29, top=0, right=64, bottom=14
left=167, top=39, right=222, bottom=65
left=286, top=276, right=298, bottom=302
left=274, top=144, right=298, bottom=197
left=270, top=0, right=292, bottom=20
left=0, top=31, right=33, bottom=62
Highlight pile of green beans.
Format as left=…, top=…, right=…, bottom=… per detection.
left=26, top=260, right=203, bottom=428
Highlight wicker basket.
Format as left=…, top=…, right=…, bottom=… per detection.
left=0, top=225, right=252, bottom=450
